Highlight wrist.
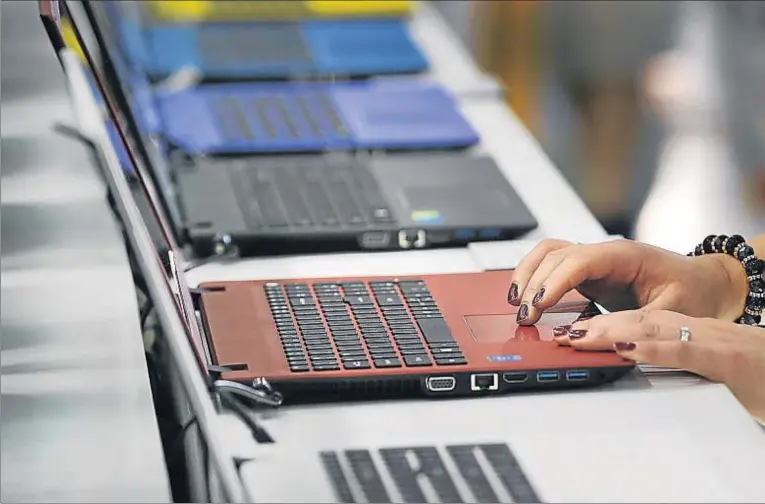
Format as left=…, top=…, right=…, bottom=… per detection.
left=701, top=254, right=749, bottom=321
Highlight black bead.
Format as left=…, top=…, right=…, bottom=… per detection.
left=740, top=313, right=759, bottom=325
left=736, top=244, right=755, bottom=261
left=745, top=258, right=765, bottom=276
left=751, top=278, right=765, bottom=293
left=725, top=235, right=745, bottom=255
left=694, top=244, right=704, bottom=256
left=746, top=295, right=765, bottom=312
left=702, top=235, right=717, bottom=254
left=713, top=235, right=728, bottom=253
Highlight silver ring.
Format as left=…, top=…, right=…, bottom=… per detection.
left=679, top=326, right=692, bottom=343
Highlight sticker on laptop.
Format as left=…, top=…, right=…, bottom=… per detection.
left=488, top=355, right=523, bottom=363
left=410, top=210, right=442, bottom=224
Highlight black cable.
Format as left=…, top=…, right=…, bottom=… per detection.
left=219, top=392, right=275, bottom=444
left=168, top=416, right=198, bottom=466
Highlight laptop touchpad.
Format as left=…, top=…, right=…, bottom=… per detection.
left=465, top=313, right=584, bottom=343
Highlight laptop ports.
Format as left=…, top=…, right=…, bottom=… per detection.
left=479, top=228, right=502, bottom=239
left=502, top=371, right=529, bottom=384
left=536, top=370, right=560, bottom=383
left=361, top=231, right=391, bottom=249
left=470, top=373, right=499, bottom=392
left=426, top=376, right=457, bottom=392
left=566, top=370, right=590, bottom=382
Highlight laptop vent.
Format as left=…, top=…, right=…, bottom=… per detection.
left=281, top=377, right=422, bottom=402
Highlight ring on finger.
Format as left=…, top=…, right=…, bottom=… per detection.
left=679, top=326, right=692, bottom=343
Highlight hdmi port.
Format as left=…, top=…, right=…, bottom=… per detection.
left=502, top=371, right=529, bottom=384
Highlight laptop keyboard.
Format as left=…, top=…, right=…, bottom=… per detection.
left=226, top=157, right=395, bottom=229
left=264, top=279, right=468, bottom=372
left=210, top=91, right=347, bottom=142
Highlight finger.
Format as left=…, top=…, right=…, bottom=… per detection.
left=508, top=239, right=571, bottom=306
left=613, top=339, right=726, bottom=382
left=564, top=310, right=718, bottom=352
left=529, top=241, right=635, bottom=313
left=517, top=250, right=569, bottom=325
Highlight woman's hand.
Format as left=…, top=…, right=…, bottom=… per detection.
left=509, top=239, right=750, bottom=325
left=553, top=310, right=765, bottom=422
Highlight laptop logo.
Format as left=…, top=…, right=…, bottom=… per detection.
left=320, top=443, right=541, bottom=503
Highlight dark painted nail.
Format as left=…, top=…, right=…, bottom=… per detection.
left=532, top=287, right=545, bottom=306
left=614, top=342, right=636, bottom=352
left=516, top=303, right=529, bottom=322
left=507, top=283, right=519, bottom=304
left=568, top=329, right=588, bottom=340
left=552, top=325, right=570, bottom=337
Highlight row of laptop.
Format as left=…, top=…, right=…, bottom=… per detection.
left=67, top=1, right=539, bottom=257
left=55, top=9, right=765, bottom=504
left=58, top=0, right=634, bottom=409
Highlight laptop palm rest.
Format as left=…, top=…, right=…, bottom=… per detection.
left=369, top=155, right=537, bottom=231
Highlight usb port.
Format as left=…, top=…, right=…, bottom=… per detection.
left=566, top=370, right=590, bottom=382
left=536, top=370, right=560, bottom=383
left=502, top=371, right=528, bottom=384
left=479, top=228, right=501, bottom=239
left=454, top=229, right=476, bottom=240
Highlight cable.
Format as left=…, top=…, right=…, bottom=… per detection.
left=218, top=392, right=275, bottom=444
left=167, top=416, right=198, bottom=466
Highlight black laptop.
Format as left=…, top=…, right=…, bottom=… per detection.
left=89, top=1, right=538, bottom=258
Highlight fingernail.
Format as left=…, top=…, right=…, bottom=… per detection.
left=552, top=325, right=570, bottom=337
left=532, top=287, right=546, bottom=306
left=517, top=303, right=529, bottom=322
left=614, top=342, right=636, bottom=352
left=568, top=329, right=587, bottom=340
left=507, top=283, right=519, bottom=304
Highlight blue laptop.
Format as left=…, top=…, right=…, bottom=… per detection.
left=155, top=79, right=479, bottom=154
left=118, top=19, right=429, bottom=81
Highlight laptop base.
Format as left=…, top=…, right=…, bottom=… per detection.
left=259, top=365, right=635, bottom=404
left=174, top=153, right=538, bottom=257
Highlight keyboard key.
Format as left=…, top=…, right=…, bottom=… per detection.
left=376, top=294, right=403, bottom=306
left=435, top=356, right=467, bottom=366
left=368, top=351, right=398, bottom=359
left=343, top=359, right=371, bottom=370
left=403, top=354, right=432, bottom=367
left=417, top=318, right=454, bottom=344
left=430, top=346, right=462, bottom=355
left=290, top=363, right=310, bottom=372
left=312, top=363, right=340, bottom=372
left=344, top=295, right=373, bottom=306
left=373, top=358, right=402, bottom=368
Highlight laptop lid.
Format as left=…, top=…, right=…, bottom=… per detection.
left=69, top=0, right=185, bottom=247
left=58, top=0, right=215, bottom=376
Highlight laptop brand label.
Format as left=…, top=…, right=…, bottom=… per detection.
left=320, top=443, right=541, bottom=503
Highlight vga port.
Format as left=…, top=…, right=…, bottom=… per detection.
left=426, top=376, right=457, bottom=392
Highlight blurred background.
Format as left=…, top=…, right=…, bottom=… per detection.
left=436, top=0, right=765, bottom=250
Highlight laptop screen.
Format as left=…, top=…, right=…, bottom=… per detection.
left=61, top=0, right=212, bottom=378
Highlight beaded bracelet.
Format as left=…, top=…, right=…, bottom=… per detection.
left=688, top=234, right=764, bottom=326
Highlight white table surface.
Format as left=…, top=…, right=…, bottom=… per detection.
left=0, top=3, right=171, bottom=502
